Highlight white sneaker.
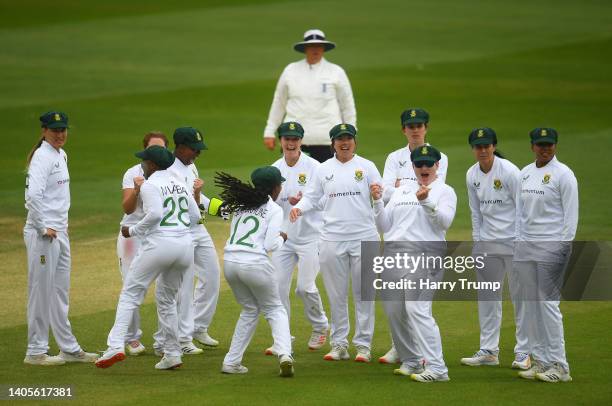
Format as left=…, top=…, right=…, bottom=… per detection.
left=279, top=354, right=294, bottom=377
left=59, top=350, right=99, bottom=363
left=95, top=348, right=126, bottom=369
left=536, top=363, right=572, bottom=383
left=126, top=340, right=146, bottom=356
left=354, top=346, right=371, bottom=363
left=264, top=346, right=278, bottom=356
left=518, top=360, right=547, bottom=380
left=323, top=345, right=350, bottom=361
left=511, top=352, right=531, bottom=370
left=410, top=369, right=450, bottom=382
left=180, top=341, right=204, bottom=355
left=460, top=349, right=499, bottom=366
left=23, top=354, right=66, bottom=366
left=222, top=364, right=249, bottom=374
left=155, top=355, right=183, bottom=370
left=308, top=330, right=327, bottom=350
left=193, top=330, right=219, bottom=347
left=394, top=362, right=425, bottom=376
left=378, top=347, right=400, bottom=364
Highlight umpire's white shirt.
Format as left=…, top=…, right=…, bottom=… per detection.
left=296, top=154, right=381, bottom=241
left=120, top=163, right=145, bottom=227
left=25, top=141, right=70, bottom=235
left=224, top=197, right=285, bottom=264
left=382, top=146, right=448, bottom=202
left=272, top=152, right=322, bottom=245
left=264, top=58, right=356, bottom=146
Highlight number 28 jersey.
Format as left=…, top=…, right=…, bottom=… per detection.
left=224, top=197, right=285, bottom=264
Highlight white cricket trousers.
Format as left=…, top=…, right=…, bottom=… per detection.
left=116, top=231, right=143, bottom=343
left=514, top=259, right=569, bottom=372
left=271, top=240, right=328, bottom=332
left=223, top=260, right=291, bottom=366
left=319, top=238, right=377, bottom=349
left=107, top=234, right=193, bottom=357
left=383, top=266, right=448, bottom=375
left=476, top=255, right=528, bottom=354
left=24, top=229, right=81, bottom=356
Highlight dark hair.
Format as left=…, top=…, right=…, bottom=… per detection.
left=494, top=150, right=505, bottom=159
left=26, top=135, right=45, bottom=167
left=214, top=171, right=271, bottom=212
left=143, top=131, right=168, bottom=148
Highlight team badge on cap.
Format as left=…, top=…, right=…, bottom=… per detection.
left=541, top=129, right=547, bottom=136
left=54, top=113, right=61, bottom=121
left=421, top=146, right=428, bottom=155
left=493, top=179, right=503, bottom=191
left=298, top=173, right=307, bottom=185
left=354, top=169, right=364, bottom=182
left=478, top=129, right=484, bottom=137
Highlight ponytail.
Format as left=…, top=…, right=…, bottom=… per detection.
left=493, top=149, right=506, bottom=159
left=214, top=171, right=270, bottom=212
left=26, top=135, right=44, bottom=168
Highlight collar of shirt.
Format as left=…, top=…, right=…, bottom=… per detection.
left=41, top=140, right=61, bottom=154
left=302, top=57, right=326, bottom=70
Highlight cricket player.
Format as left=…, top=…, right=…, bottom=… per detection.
left=23, top=111, right=98, bottom=366
left=96, top=145, right=200, bottom=370
left=514, top=128, right=578, bottom=383
left=290, top=123, right=381, bottom=363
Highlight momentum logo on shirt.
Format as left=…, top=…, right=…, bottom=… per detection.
left=480, top=199, right=503, bottom=205
left=522, top=189, right=545, bottom=195
left=329, top=191, right=361, bottom=198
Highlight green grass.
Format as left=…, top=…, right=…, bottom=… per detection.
left=1, top=0, right=611, bottom=404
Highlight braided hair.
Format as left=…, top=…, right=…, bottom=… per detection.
left=214, top=171, right=271, bottom=212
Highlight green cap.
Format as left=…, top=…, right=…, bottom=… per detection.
left=401, top=108, right=429, bottom=126
left=277, top=121, right=304, bottom=138
left=530, top=127, right=558, bottom=144
left=40, top=111, right=68, bottom=129
left=329, top=123, right=357, bottom=139
left=135, top=145, right=175, bottom=169
left=410, top=144, right=441, bottom=164
left=251, top=166, right=286, bottom=190
left=173, top=127, right=207, bottom=151
left=469, top=127, right=498, bottom=146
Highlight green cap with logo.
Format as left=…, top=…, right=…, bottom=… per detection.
left=173, top=127, right=207, bottom=151
left=469, top=127, right=498, bottom=146
left=410, top=144, right=441, bottom=164
left=529, top=127, right=558, bottom=144
left=277, top=121, right=304, bottom=138
left=251, top=166, right=286, bottom=190
left=401, top=108, right=429, bottom=126
left=40, top=111, right=69, bottom=129
left=135, top=145, right=175, bottom=169
left=329, top=123, right=357, bottom=139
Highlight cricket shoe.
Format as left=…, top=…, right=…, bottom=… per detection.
left=181, top=341, right=204, bottom=355
left=126, top=340, right=146, bottom=356
left=95, top=348, right=126, bottom=369
left=378, top=346, right=400, bottom=364
left=193, top=330, right=219, bottom=347
left=323, top=345, right=350, bottom=361
left=518, top=360, right=547, bottom=380
left=279, top=354, right=294, bottom=378
left=511, top=352, right=531, bottom=370
left=155, top=355, right=183, bottom=370
left=23, top=353, right=65, bottom=366
left=354, top=346, right=371, bottom=363
left=410, top=369, right=450, bottom=382
left=536, top=363, right=572, bottom=383
left=394, top=362, right=425, bottom=376
left=308, top=330, right=327, bottom=350
left=154, top=348, right=164, bottom=357
left=59, top=350, right=99, bottom=363
left=264, top=346, right=278, bottom=356
left=222, top=364, right=248, bottom=374
left=460, top=349, right=499, bottom=366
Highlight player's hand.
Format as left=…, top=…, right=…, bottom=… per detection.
left=416, top=185, right=430, bottom=201
left=289, top=208, right=302, bottom=223
left=133, top=176, right=145, bottom=192
left=264, top=138, right=276, bottom=150
left=394, top=178, right=401, bottom=188
left=121, top=226, right=130, bottom=238
left=370, top=183, right=382, bottom=201
left=280, top=231, right=288, bottom=242
left=288, top=191, right=303, bottom=206
left=43, top=228, right=57, bottom=240
left=193, top=178, right=204, bottom=195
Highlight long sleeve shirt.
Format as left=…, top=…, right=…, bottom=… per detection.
left=25, top=141, right=71, bottom=234
left=263, top=58, right=356, bottom=146
left=119, top=163, right=145, bottom=227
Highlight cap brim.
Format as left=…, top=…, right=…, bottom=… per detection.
left=46, top=122, right=68, bottom=129
left=402, top=118, right=428, bottom=125
left=280, top=175, right=286, bottom=182
left=294, top=41, right=336, bottom=53
left=187, top=141, right=207, bottom=151
left=412, top=156, right=438, bottom=163
left=532, top=137, right=557, bottom=144
left=470, top=138, right=494, bottom=146
left=135, top=150, right=147, bottom=159
left=330, top=131, right=356, bottom=139
left=278, top=130, right=303, bottom=138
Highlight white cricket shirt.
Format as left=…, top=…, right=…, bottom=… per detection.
left=119, top=163, right=145, bottom=227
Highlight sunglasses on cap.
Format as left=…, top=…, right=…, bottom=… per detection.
left=414, top=161, right=435, bottom=168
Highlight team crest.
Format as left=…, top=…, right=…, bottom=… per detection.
left=493, top=179, right=502, bottom=191
left=354, top=170, right=364, bottom=182
left=54, top=113, right=61, bottom=121
left=541, top=129, right=547, bottom=136
left=298, top=173, right=307, bottom=185
left=289, top=123, right=296, bottom=130
left=542, top=174, right=551, bottom=184
left=410, top=110, right=416, bottom=118
left=40, top=255, right=46, bottom=265
left=399, top=161, right=407, bottom=168
left=473, top=181, right=480, bottom=190
left=477, top=129, right=484, bottom=137
left=196, top=132, right=202, bottom=141
left=421, top=146, right=428, bottom=155
left=340, top=124, right=347, bottom=130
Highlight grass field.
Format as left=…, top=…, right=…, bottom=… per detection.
left=1, top=0, right=612, bottom=404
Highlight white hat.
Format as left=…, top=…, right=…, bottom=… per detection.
left=293, top=29, right=336, bottom=53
